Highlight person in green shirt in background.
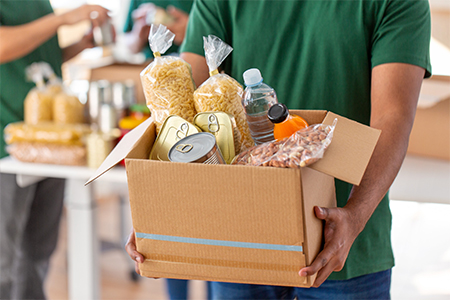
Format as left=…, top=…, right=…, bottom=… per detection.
left=123, top=0, right=193, bottom=60
left=0, top=2, right=110, bottom=299
left=126, top=0, right=432, bottom=299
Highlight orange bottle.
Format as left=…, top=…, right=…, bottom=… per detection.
left=268, top=103, right=309, bottom=140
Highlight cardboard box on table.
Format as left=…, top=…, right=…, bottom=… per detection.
left=86, top=110, right=380, bottom=287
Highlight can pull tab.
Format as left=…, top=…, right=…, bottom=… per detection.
left=208, top=114, right=220, bottom=133
left=176, top=122, right=189, bottom=140
left=175, top=144, right=193, bottom=153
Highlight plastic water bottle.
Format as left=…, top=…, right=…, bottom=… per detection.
left=242, top=68, right=278, bottom=145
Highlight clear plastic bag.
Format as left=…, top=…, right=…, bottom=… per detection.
left=193, top=35, right=253, bottom=153
left=24, top=63, right=53, bottom=124
left=23, top=87, right=53, bottom=124
left=232, top=119, right=337, bottom=168
left=7, top=142, right=86, bottom=166
left=4, top=122, right=90, bottom=146
left=140, top=24, right=196, bottom=133
left=53, top=91, right=85, bottom=125
left=40, top=61, right=63, bottom=96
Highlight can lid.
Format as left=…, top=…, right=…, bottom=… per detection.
left=168, top=132, right=216, bottom=163
left=268, top=103, right=289, bottom=124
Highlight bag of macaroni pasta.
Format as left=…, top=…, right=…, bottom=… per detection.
left=194, top=35, right=253, bottom=153
left=24, top=63, right=53, bottom=124
left=53, top=90, right=85, bottom=125
left=140, top=24, right=196, bottom=133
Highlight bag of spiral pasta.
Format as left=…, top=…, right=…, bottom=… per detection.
left=193, top=35, right=253, bottom=153
left=24, top=63, right=53, bottom=124
left=140, top=24, right=196, bottom=133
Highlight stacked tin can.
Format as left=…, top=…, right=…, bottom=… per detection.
left=86, top=80, right=136, bottom=168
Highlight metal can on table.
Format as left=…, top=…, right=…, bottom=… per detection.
left=168, top=132, right=225, bottom=164
left=149, top=115, right=200, bottom=161
left=193, top=112, right=240, bottom=164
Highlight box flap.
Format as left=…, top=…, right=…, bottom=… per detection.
left=85, top=117, right=155, bottom=185
left=308, top=112, right=381, bottom=185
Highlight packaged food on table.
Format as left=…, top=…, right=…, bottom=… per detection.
left=193, top=35, right=253, bottom=152
left=53, top=92, right=85, bottom=125
left=7, top=142, right=86, bottom=166
left=193, top=111, right=240, bottom=164
left=4, top=122, right=90, bottom=146
left=24, top=63, right=53, bottom=124
left=232, top=119, right=337, bottom=168
left=23, top=87, right=53, bottom=124
left=140, top=24, right=196, bottom=133
left=86, top=131, right=115, bottom=169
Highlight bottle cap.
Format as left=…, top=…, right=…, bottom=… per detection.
left=243, top=68, right=263, bottom=87
left=268, top=103, right=289, bottom=124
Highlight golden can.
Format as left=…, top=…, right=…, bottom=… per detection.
left=86, top=131, right=113, bottom=169
left=193, top=112, right=240, bottom=164
left=168, top=132, right=225, bottom=164
left=149, top=115, right=200, bottom=161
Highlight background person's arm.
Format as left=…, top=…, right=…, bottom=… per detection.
left=166, top=6, right=189, bottom=46
left=180, top=52, right=209, bottom=87
left=61, top=30, right=95, bottom=62
left=0, top=4, right=109, bottom=64
left=299, top=62, right=426, bottom=287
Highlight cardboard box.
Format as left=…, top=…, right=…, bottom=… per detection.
left=86, top=110, right=380, bottom=287
left=408, top=76, right=450, bottom=160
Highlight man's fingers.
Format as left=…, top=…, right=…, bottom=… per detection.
left=298, top=249, right=332, bottom=277
left=125, top=229, right=145, bottom=263
left=134, top=261, right=141, bottom=275
left=314, top=206, right=329, bottom=220
left=312, top=261, right=338, bottom=287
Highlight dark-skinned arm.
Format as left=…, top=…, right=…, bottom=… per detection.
left=299, top=62, right=425, bottom=287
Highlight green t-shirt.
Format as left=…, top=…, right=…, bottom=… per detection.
left=123, top=0, right=194, bottom=59
left=0, top=0, right=63, bottom=159
left=181, top=0, right=431, bottom=280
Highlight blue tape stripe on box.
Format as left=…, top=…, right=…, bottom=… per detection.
left=136, top=233, right=303, bottom=252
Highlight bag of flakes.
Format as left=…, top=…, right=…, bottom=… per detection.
left=194, top=35, right=253, bottom=153
left=24, top=63, right=53, bottom=124
left=140, top=24, right=196, bottom=133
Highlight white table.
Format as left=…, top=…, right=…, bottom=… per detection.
left=0, top=156, right=127, bottom=300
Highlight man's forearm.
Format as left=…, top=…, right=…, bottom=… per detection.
left=344, top=110, right=413, bottom=232
left=344, top=63, right=425, bottom=233
left=0, top=13, right=63, bottom=63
